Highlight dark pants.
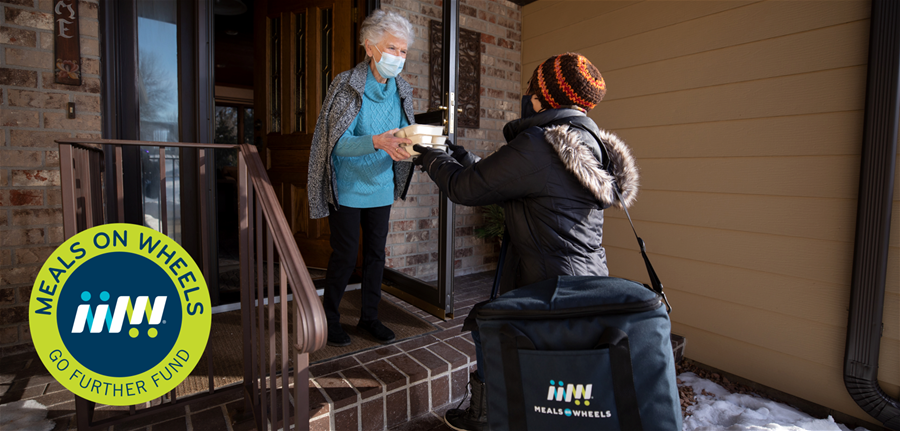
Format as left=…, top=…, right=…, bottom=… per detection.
left=323, top=205, right=391, bottom=324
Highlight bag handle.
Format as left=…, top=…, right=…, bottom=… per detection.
left=490, top=229, right=511, bottom=300
left=596, top=327, right=645, bottom=431
left=498, top=324, right=534, bottom=431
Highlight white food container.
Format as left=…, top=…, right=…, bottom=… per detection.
left=402, top=143, right=447, bottom=158
left=394, top=124, right=445, bottom=138
left=406, top=135, right=433, bottom=144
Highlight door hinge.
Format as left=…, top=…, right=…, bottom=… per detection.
left=352, top=8, right=358, bottom=23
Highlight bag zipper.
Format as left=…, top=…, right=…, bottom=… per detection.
left=476, top=296, right=662, bottom=321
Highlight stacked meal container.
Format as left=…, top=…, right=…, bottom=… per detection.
left=394, top=124, right=448, bottom=159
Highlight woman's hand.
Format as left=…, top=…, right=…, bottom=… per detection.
left=373, top=128, right=412, bottom=161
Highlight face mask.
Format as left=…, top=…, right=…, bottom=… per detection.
left=373, top=44, right=405, bottom=79
left=521, top=95, right=538, bottom=119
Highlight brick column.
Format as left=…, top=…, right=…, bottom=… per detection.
left=0, top=0, right=101, bottom=355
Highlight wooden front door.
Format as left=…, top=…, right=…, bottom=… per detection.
left=254, top=0, right=354, bottom=269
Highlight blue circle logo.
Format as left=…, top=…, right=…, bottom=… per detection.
left=57, top=252, right=182, bottom=378
left=30, top=224, right=211, bottom=406
left=565, top=408, right=572, bottom=417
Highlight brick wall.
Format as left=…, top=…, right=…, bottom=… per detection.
left=0, top=0, right=521, bottom=352
left=382, top=0, right=522, bottom=281
left=0, top=0, right=101, bottom=354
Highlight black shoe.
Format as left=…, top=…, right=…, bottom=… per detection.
left=356, top=319, right=395, bottom=343
left=444, top=372, right=487, bottom=431
left=327, top=322, right=351, bottom=347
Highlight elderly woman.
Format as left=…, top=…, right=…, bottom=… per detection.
left=414, top=53, right=639, bottom=431
left=307, top=9, right=415, bottom=347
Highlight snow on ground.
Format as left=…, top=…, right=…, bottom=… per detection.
left=0, top=400, right=55, bottom=431
left=679, top=372, right=870, bottom=431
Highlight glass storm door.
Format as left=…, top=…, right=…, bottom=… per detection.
left=381, top=0, right=460, bottom=319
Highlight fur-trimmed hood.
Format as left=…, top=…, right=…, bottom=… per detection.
left=544, top=124, right=639, bottom=209
left=417, top=108, right=631, bottom=295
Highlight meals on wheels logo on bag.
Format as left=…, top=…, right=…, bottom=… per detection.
left=29, top=223, right=212, bottom=406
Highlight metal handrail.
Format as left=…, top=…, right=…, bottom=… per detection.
left=56, top=138, right=240, bottom=150
left=56, top=138, right=326, bottom=430
left=239, top=143, right=327, bottom=353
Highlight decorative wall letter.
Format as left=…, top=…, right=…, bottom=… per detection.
left=54, top=0, right=82, bottom=85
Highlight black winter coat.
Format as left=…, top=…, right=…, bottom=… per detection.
left=418, top=108, right=640, bottom=294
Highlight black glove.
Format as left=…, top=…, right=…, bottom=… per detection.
left=411, top=144, right=434, bottom=168
left=445, top=140, right=467, bottom=162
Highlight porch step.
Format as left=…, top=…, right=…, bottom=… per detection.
left=306, top=331, right=475, bottom=431
left=300, top=274, right=491, bottom=431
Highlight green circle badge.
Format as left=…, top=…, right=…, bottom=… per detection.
left=29, top=224, right=212, bottom=405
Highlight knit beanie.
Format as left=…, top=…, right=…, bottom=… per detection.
left=526, top=53, right=606, bottom=112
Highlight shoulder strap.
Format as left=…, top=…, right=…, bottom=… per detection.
left=572, top=122, right=671, bottom=312
left=614, top=188, right=672, bottom=313
left=490, top=229, right=511, bottom=300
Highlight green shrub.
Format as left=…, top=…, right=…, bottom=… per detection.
left=474, top=204, right=505, bottom=241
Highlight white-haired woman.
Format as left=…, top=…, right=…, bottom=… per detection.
left=307, top=9, right=416, bottom=347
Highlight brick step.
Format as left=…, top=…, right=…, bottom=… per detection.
left=306, top=334, right=476, bottom=431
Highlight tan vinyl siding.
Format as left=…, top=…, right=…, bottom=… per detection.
left=523, top=0, right=898, bottom=422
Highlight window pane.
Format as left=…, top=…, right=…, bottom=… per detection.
left=270, top=17, right=281, bottom=133
left=321, top=9, right=332, bottom=103
left=214, top=106, right=239, bottom=183
left=215, top=106, right=239, bottom=145
left=137, top=2, right=178, bottom=140
left=295, top=13, right=305, bottom=132
left=164, top=146, right=181, bottom=240
left=137, top=0, right=181, bottom=242
left=244, top=108, right=254, bottom=145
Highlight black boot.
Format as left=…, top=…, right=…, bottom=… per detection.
left=444, top=372, right=487, bottom=431
left=326, top=321, right=351, bottom=347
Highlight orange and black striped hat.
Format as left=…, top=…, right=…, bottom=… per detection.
left=526, top=53, right=606, bottom=112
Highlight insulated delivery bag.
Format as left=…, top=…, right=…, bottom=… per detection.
left=476, top=276, right=681, bottom=431
left=475, top=195, right=682, bottom=431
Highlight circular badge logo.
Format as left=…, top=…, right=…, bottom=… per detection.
left=29, top=224, right=211, bottom=405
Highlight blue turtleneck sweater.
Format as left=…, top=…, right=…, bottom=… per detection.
left=331, top=67, right=409, bottom=208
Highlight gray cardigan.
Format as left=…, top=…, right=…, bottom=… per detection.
left=307, top=61, right=415, bottom=219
